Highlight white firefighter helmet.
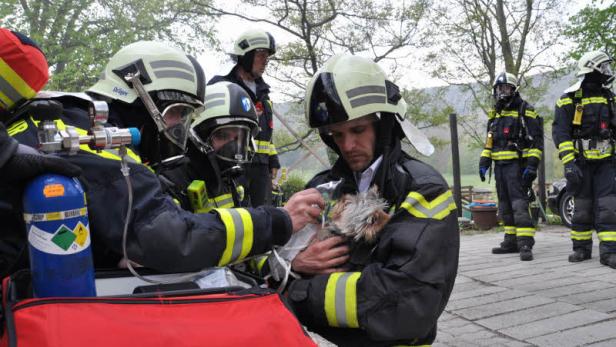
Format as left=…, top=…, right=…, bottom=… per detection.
left=191, top=82, right=258, bottom=164
left=305, top=54, right=402, bottom=129
left=492, top=71, right=519, bottom=101
left=88, top=41, right=205, bottom=105
left=576, top=50, right=613, bottom=77
left=230, top=29, right=276, bottom=58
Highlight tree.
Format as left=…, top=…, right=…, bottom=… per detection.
left=564, top=0, right=616, bottom=60
left=428, top=0, right=565, bottom=146
left=0, top=0, right=216, bottom=91
left=198, top=0, right=453, bottom=160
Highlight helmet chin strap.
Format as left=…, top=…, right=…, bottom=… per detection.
left=124, top=72, right=167, bottom=133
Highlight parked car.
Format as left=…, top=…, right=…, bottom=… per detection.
left=547, top=178, right=574, bottom=228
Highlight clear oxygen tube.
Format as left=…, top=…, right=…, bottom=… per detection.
left=267, top=179, right=343, bottom=292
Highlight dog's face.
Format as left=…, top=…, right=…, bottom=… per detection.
left=324, top=186, right=390, bottom=243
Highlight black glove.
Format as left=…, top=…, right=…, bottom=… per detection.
left=564, top=161, right=583, bottom=194
left=522, top=166, right=537, bottom=186
left=1, top=143, right=82, bottom=184
left=478, top=156, right=492, bottom=182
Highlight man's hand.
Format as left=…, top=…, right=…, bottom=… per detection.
left=291, top=236, right=350, bottom=275
left=271, top=167, right=278, bottom=180
left=1, top=144, right=82, bottom=183
left=1, top=123, right=81, bottom=183
left=283, top=188, right=324, bottom=232
left=478, top=156, right=491, bottom=182
left=522, top=166, right=537, bottom=186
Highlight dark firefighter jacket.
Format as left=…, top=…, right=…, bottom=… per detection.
left=0, top=95, right=292, bottom=276
left=208, top=67, right=280, bottom=170
left=156, top=142, right=249, bottom=213
left=553, top=82, right=616, bottom=164
left=286, top=141, right=460, bottom=347
left=480, top=95, right=544, bottom=168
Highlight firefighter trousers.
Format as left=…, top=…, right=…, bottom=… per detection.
left=570, top=159, right=616, bottom=257
left=495, top=161, right=535, bottom=248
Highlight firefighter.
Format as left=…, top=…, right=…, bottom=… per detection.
left=0, top=29, right=83, bottom=276
left=552, top=50, right=616, bottom=268
left=209, top=28, right=280, bottom=207
left=2, top=40, right=323, bottom=276
left=157, top=81, right=259, bottom=212
left=0, top=29, right=81, bottom=184
left=479, top=72, right=543, bottom=261
left=285, top=54, right=460, bottom=346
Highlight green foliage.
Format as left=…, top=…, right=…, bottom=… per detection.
left=0, top=0, right=216, bottom=91
left=280, top=173, right=307, bottom=201
left=564, top=1, right=616, bottom=60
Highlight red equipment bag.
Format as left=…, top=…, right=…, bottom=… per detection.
left=0, top=270, right=316, bottom=347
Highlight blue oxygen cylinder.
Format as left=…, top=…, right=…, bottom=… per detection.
left=23, top=174, right=96, bottom=297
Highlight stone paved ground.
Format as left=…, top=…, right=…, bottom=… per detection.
left=435, top=225, right=616, bottom=347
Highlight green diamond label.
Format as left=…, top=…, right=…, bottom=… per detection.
left=51, top=226, right=77, bottom=250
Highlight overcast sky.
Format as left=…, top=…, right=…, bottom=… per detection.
left=197, top=0, right=601, bottom=102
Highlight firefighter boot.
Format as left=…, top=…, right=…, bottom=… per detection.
left=492, top=234, right=518, bottom=254
left=519, top=245, right=533, bottom=261
left=600, top=254, right=616, bottom=269
left=568, top=249, right=591, bottom=262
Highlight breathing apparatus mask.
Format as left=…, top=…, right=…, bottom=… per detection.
left=125, top=73, right=199, bottom=164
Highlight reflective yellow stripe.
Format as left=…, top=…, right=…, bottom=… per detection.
left=0, top=58, right=37, bottom=107
left=559, top=141, right=575, bottom=152
left=215, top=208, right=253, bottom=266
left=516, top=227, right=536, bottom=237
left=269, top=142, right=278, bottom=156
left=556, top=98, right=573, bottom=107
left=491, top=151, right=519, bottom=160
left=522, top=148, right=542, bottom=159
left=581, top=97, right=607, bottom=105
left=324, top=272, right=361, bottom=328
left=257, top=255, right=268, bottom=271
left=401, top=190, right=456, bottom=220
left=583, top=148, right=613, bottom=160
left=524, top=109, right=538, bottom=119
left=495, top=110, right=519, bottom=118
left=254, top=140, right=271, bottom=154
left=562, top=152, right=575, bottom=164
left=481, top=149, right=492, bottom=158
left=7, top=119, right=28, bottom=136
left=571, top=230, right=592, bottom=241
left=598, top=231, right=616, bottom=242
left=504, top=226, right=516, bottom=235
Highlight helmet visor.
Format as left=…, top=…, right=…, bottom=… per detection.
left=598, top=61, right=615, bottom=85
left=308, top=73, right=349, bottom=129
left=494, top=84, right=515, bottom=101
left=160, top=103, right=195, bottom=150
left=192, top=124, right=253, bottom=163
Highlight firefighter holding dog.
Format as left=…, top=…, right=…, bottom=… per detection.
left=479, top=72, right=544, bottom=261
left=552, top=51, right=616, bottom=269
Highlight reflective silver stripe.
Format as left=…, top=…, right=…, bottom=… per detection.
left=249, top=38, right=269, bottom=45
left=350, top=95, right=386, bottom=108
left=204, top=92, right=226, bottom=103
left=0, top=75, right=22, bottom=104
left=153, top=70, right=195, bottom=82
left=228, top=209, right=245, bottom=262
left=335, top=272, right=353, bottom=327
left=346, top=85, right=386, bottom=99
left=150, top=60, right=194, bottom=73
left=204, top=99, right=226, bottom=110
left=404, top=195, right=453, bottom=218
